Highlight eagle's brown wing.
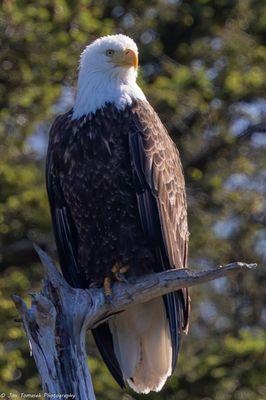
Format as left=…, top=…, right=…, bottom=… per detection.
left=129, top=100, right=190, bottom=369
left=46, top=112, right=82, bottom=287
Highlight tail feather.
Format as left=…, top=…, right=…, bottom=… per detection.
left=108, top=297, right=172, bottom=394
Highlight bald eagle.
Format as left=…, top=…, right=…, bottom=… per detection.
left=46, top=34, right=189, bottom=394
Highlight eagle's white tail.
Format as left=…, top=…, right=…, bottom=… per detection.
left=108, top=297, right=172, bottom=394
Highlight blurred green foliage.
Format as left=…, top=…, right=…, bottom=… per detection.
left=0, top=0, right=266, bottom=399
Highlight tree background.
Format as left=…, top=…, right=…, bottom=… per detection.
left=0, top=1, right=265, bottom=399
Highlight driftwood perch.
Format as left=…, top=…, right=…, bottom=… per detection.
left=13, top=245, right=257, bottom=399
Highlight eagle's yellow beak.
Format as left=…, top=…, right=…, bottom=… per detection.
left=113, top=49, right=138, bottom=69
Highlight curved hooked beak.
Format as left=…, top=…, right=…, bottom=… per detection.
left=113, top=48, right=138, bottom=69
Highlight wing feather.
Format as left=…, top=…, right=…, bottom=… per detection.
left=129, top=101, right=190, bottom=368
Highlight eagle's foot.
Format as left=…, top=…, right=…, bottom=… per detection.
left=115, top=272, right=128, bottom=283
left=112, top=264, right=129, bottom=283
left=103, top=277, right=113, bottom=304
left=111, top=263, right=120, bottom=274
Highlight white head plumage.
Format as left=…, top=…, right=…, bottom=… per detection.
left=72, top=34, right=146, bottom=119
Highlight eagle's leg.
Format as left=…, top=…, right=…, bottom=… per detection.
left=103, top=277, right=113, bottom=303
left=112, top=263, right=129, bottom=283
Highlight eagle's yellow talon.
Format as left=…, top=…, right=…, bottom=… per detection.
left=119, top=265, right=129, bottom=274
left=111, top=263, right=120, bottom=274
left=103, top=277, right=112, bottom=297
left=112, top=265, right=129, bottom=283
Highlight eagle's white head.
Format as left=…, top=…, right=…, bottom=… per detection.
left=72, top=34, right=146, bottom=119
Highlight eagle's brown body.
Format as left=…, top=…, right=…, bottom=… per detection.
left=46, top=99, right=189, bottom=391
left=48, top=103, right=158, bottom=285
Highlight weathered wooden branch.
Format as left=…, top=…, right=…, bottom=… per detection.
left=13, top=245, right=257, bottom=399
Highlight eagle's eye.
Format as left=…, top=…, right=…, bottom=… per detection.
left=106, top=49, right=115, bottom=57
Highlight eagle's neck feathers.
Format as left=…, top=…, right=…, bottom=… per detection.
left=72, top=68, right=146, bottom=119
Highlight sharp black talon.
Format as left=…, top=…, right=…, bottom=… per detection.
left=115, top=272, right=128, bottom=283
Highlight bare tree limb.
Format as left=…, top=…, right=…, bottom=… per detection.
left=12, top=245, right=257, bottom=399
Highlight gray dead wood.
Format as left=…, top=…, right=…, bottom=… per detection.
left=12, top=245, right=257, bottom=399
